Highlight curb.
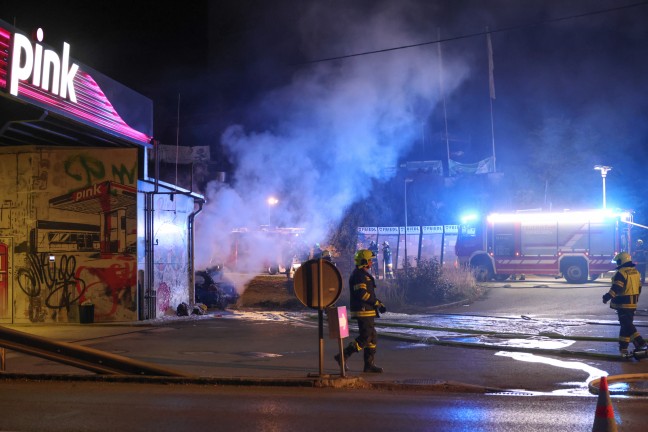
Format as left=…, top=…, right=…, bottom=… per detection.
left=0, top=372, right=494, bottom=393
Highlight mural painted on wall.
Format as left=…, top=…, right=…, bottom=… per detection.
left=0, top=147, right=138, bottom=323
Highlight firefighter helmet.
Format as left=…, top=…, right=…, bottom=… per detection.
left=638, top=239, right=644, bottom=246
left=382, top=241, right=389, bottom=247
left=322, top=250, right=331, bottom=258
left=354, top=249, right=374, bottom=267
left=615, top=252, right=632, bottom=266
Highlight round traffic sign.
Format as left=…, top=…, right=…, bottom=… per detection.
left=293, top=259, right=342, bottom=309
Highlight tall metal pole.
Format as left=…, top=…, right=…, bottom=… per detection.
left=438, top=28, right=450, bottom=169
left=318, top=258, right=324, bottom=377
left=404, top=182, right=407, bottom=273
left=267, top=196, right=278, bottom=226
left=486, top=29, right=497, bottom=173
left=404, top=179, right=413, bottom=288
left=594, top=165, right=612, bottom=209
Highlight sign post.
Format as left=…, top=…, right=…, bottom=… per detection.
left=327, top=306, right=349, bottom=377
left=293, top=259, right=342, bottom=377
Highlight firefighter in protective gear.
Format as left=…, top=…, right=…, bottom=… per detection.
left=312, top=243, right=323, bottom=260
left=382, top=241, right=394, bottom=279
left=322, top=249, right=335, bottom=265
left=368, top=241, right=379, bottom=276
left=603, top=252, right=648, bottom=358
left=334, top=249, right=386, bottom=373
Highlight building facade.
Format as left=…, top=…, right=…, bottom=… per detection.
left=0, top=20, right=203, bottom=324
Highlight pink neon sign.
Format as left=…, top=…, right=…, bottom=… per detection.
left=0, top=27, right=152, bottom=145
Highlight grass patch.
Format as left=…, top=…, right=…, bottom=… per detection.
left=377, top=259, right=482, bottom=310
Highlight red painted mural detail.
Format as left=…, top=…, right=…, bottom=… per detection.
left=76, top=256, right=137, bottom=318
left=157, top=282, right=171, bottom=313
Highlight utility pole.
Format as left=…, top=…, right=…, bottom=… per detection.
left=404, top=178, right=413, bottom=289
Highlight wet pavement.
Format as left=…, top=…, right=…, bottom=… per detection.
left=3, top=309, right=648, bottom=396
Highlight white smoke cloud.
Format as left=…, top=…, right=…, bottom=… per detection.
left=195, top=1, right=470, bottom=277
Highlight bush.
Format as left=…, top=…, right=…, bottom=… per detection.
left=443, top=265, right=483, bottom=302
left=379, top=258, right=480, bottom=307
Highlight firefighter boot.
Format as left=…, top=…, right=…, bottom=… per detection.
left=620, top=348, right=632, bottom=359
left=633, top=344, right=648, bottom=360
left=363, top=348, right=383, bottom=373
left=334, top=343, right=357, bottom=371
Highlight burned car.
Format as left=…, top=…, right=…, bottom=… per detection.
left=195, top=266, right=239, bottom=309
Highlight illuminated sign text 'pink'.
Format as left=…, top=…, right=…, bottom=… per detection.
left=10, top=28, right=79, bottom=103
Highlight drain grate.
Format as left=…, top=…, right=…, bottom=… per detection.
left=237, top=351, right=283, bottom=358
left=486, top=390, right=536, bottom=396
left=399, top=379, right=444, bottom=385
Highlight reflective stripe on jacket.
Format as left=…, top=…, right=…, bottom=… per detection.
left=608, top=263, right=642, bottom=310
left=349, top=267, right=379, bottom=318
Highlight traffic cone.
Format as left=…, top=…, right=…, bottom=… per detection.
left=592, top=376, right=617, bottom=432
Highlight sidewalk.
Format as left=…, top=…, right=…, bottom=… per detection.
left=0, top=311, right=638, bottom=394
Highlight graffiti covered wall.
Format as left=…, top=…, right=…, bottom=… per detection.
left=137, top=181, right=195, bottom=317
left=0, top=146, right=138, bottom=323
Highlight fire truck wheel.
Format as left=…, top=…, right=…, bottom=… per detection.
left=563, top=261, right=588, bottom=284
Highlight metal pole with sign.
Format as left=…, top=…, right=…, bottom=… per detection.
left=327, top=306, right=349, bottom=377
left=293, top=258, right=342, bottom=377
left=318, top=259, right=324, bottom=374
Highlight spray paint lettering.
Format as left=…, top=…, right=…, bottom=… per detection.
left=16, top=253, right=86, bottom=322
left=64, top=154, right=105, bottom=187
left=112, top=163, right=136, bottom=185
left=63, top=154, right=136, bottom=188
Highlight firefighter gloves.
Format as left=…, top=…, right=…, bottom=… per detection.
left=603, top=293, right=612, bottom=304
left=376, top=300, right=387, bottom=314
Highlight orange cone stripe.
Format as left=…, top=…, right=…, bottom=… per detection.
left=595, top=405, right=614, bottom=418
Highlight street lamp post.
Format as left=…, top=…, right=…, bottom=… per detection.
left=594, top=165, right=612, bottom=209
left=267, top=196, right=279, bottom=226
left=404, top=179, right=413, bottom=286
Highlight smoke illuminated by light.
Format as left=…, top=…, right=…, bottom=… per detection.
left=195, top=1, right=471, bottom=274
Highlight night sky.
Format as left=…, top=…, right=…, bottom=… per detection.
left=1, top=1, right=648, bottom=266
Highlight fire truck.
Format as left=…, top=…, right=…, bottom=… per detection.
left=455, top=209, right=637, bottom=284
left=225, top=227, right=306, bottom=277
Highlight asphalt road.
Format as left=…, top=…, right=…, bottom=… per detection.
left=443, top=274, right=644, bottom=319
left=2, top=382, right=648, bottom=432
left=2, top=275, right=648, bottom=430
left=2, top=275, right=648, bottom=395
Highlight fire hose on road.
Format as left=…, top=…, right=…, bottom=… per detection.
left=289, top=312, right=633, bottom=361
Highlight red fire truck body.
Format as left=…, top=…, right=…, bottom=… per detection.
left=455, top=210, right=634, bottom=284
left=226, top=227, right=306, bottom=276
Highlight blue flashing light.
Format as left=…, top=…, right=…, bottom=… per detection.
left=460, top=213, right=479, bottom=224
